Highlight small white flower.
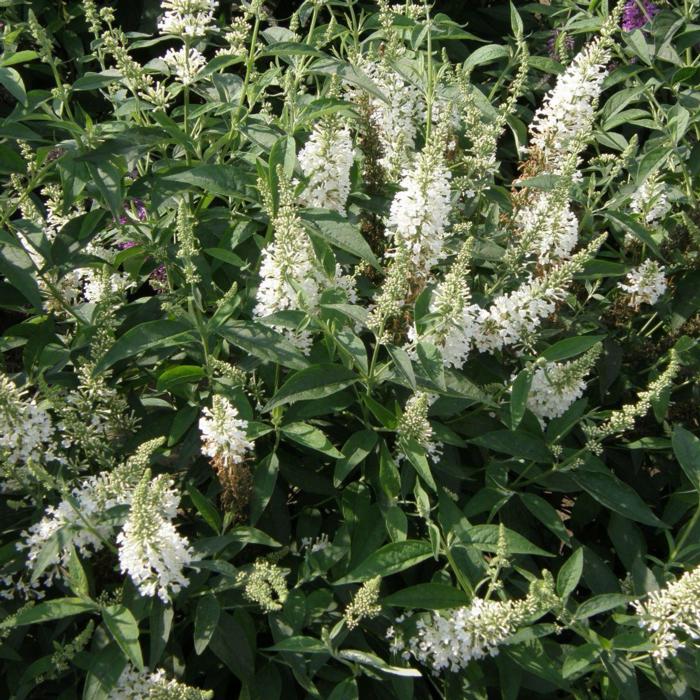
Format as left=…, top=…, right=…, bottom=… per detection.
left=108, top=663, right=212, bottom=700
left=633, top=566, right=700, bottom=662
left=117, top=471, right=193, bottom=602
left=385, top=133, right=452, bottom=278
left=199, top=395, right=253, bottom=466
left=631, top=175, right=670, bottom=224
left=525, top=347, right=600, bottom=423
left=298, top=121, right=354, bottom=214
left=158, top=0, right=218, bottom=37
left=618, top=259, right=667, bottom=308
left=529, top=36, right=610, bottom=170
left=162, top=46, right=207, bottom=85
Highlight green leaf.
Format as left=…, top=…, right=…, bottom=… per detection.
left=160, top=165, right=255, bottom=198
left=573, top=467, right=664, bottom=527
left=217, top=321, right=309, bottom=370
left=337, top=650, right=421, bottom=677
left=186, top=483, right=222, bottom=534
left=471, top=430, right=551, bottom=462
left=149, top=601, right=173, bottom=667
left=542, top=335, right=605, bottom=362
left=378, top=439, right=401, bottom=500
left=464, top=44, right=509, bottom=70
left=416, top=341, right=445, bottom=390
left=399, top=437, right=437, bottom=491
left=520, top=493, right=571, bottom=544
left=194, top=595, right=220, bottom=655
left=226, top=526, right=281, bottom=547
left=72, top=70, right=121, bottom=90
left=327, top=678, right=359, bottom=700
left=0, top=242, right=42, bottom=310
left=387, top=345, right=416, bottom=390
left=334, top=430, right=378, bottom=486
left=209, top=612, right=255, bottom=681
left=672, top=426, right=700, bottom=492
left=264, top=364, right=358, bottom=411
left=250, top=452, right=279, bottom=524
left=103, top=605, right=144, bottom=671
left=156, top=365, right=205, bottom=393
left=265, top=636, right=328, bottom=653
left=14, top=597, right=96, bottom=626
left=383, top=583, right=468, bottom=609
left=575, top=594, right=630, bottom=621
left=0, top=66, right=27, bottom=105
left=602, top=653, right=640, bottom=700
left=94, top=320, right=193, bottom=374
left=281, top=421, right=343, bottom=458
left=509, top=369, right=532, bottom=430
left=465, top=524, right=554, bottom=557
left=557, top=548, right=584, bottom=598
left=302, top=210, right=380, bottom=269
left=607, top=210, right=663, bottom=259
left=336, top=540, right=433, bottom=583
left=562, top=644, right=600, bottom=679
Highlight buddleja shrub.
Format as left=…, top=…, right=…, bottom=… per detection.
left=0, top=0, right=699, bottom=697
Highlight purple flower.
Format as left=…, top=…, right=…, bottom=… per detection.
left=117, top=241, right=137, bottom=250
left=116, top=199, right=148, bottom=225
left=621, top=0, right=659, bottom=32
left=547, top=29, right=575, bottom=60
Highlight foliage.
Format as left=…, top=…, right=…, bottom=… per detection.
left=0, top=0, right=699, bottom=697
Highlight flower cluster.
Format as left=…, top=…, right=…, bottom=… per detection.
left=163, top=46, right=207, bottom=85
left=633, top=566, right=700, bottom=661
left=344, top=576, right=382, bottom=630
left=410, top=239, right=479, bottom=369
left=255, top=173, right=355, bottom=352
left=9, top=439, right=163, bottom=598
left=621, top=0, right=659, bottom=32
left=236, top=559, right=288, bottom=613
left=108, top=664, right=213, bottom=700
left=618, top=259, right=667, bottom=308
left=357, top=59, right=426, bottom=178
left=199, top=395, right=253, bottom=466
left=0, top=373, right=60, bottom=490
left=117, top=470, right=193, bottom=602
left=385, top=127, right=452, bottom=279
left=529, top=35, right=611, bottom=170
left=298, top=120, right=354, bottom=214
left=526, top=346, right=601, bottom=423
left=630, top=174, right=670, bottom=224
left=398, top=392, right=442, bottom=463
left=390, top=574, right=557, bottom=673
left=158, top=0, right=218, bottom=37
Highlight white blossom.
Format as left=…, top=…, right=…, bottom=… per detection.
left=392, top=575, right=557, bottom=673
left=356, top=59, right=425, bottom=178
left=162, top=47, right=207, bottom=85
left=108, top=664, right=212, bottom=700
left=618, top=259, right=667, bottom=308
left=158, top=0, right=218, bottom=37
left=254, top=177, right=356, bottom=353
left=633, top=566, right=700, bottom=662
left=385, top=131, right=452, bottom=278
left=199, top=395, right=253, bottom=466
left=298, top=121, right=354, bottom=214
left=525, top=346, right=600, bottom=423
left=409, top=240, right=479, bottom=369
left=517, top=192, right=579, bottom=265
left=117, top=471, right=193, bottom=602
left=529, top=36, right=610, bottom=170
left=630, top=175, right=670, bottom=224
left=0, top=374, right=60, bottom=491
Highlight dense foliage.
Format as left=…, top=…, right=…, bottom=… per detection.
left=1, top=0, right=700, bottom=697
